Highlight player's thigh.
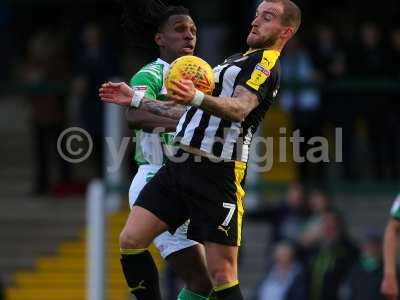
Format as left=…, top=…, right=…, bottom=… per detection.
left=135, top=162, right=188, bottom=233
left=120, top=205, right=168, bottom=248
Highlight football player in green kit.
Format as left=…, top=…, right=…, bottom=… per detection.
left=117, top=1, right=212, bottom=299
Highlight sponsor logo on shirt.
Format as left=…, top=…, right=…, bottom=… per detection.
left=255, top=64, right=271, bottom=77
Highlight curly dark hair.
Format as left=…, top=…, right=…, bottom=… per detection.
left=119, top=0, right=190, bottom=57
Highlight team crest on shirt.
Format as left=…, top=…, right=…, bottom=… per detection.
left=262, top=56, right=272, bottom=67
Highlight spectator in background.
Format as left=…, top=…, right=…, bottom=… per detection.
left=279, top=37, right=323, bottom=184
left=247, top=183, right=310, bottom=248
left=252, top=241, right=308, bottom=300
left=343, top=231, right=385, bottom=300
left=300, top=189, right=334, bottom=248
left=310, top=25, right=347, bottom=81
left=349, top=23, right=388, bottom=180
left=21, top=29, right=71, bottom=196
left=71, top=23, right=120, bottom=177
left=310, top=25, right=355, bottom=181
left=307, top=210, right=359, bottom=300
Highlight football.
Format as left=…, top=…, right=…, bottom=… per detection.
left=165, top=55, right=215, bottom=95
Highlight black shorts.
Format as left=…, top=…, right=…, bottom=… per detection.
left=135, top=150, right=247, bottom=246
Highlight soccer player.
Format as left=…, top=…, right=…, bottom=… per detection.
left=100, top=1, right=301, bottom=299
left=116, top=1, right=212, bottom=299
left=381, top=194, right=400, bottom=300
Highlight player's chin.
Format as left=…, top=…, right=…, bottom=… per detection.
left=180, top=48, right=194, bottom=56
left=246, top=36, right=262, bottom=49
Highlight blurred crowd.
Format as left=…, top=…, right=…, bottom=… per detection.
left=6, top=23, right=122, bottom=196
left=248, top=182, right=390, bottom=300
left=280, top=24, right=400, bottom=184
left=1, top=2, right=400, bottom=195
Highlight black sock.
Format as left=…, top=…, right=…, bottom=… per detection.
left=214, top=282, right=243, bottom=300
left=120, top=249, right=161, bottom=300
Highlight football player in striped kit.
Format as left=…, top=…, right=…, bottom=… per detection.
left=114, top=1, right=212, bottom=300
left=100, top=1, right=301, bottom=299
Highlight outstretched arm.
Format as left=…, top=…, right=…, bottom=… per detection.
left=99, top=82, right=186, bottom=120
left=381, top=218, right=400, bottom=300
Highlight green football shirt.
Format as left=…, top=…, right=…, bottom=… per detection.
left=129, top=58, right=175, bottom=165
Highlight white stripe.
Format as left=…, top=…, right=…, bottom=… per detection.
left=136, top=70, right=160, bottom=78
left=199, top=116, right=221, bottom=153
left=155, top=58, right=170, bottom=95
left=240, top=128, right=253, bottom=162
left=160, top=65, right=168, bottom=95
left=240, top=144, right=250, bottom=162
left=220, top=66, right=241, bottom=97
left=175, top=109, right=189, bottom=138
left=180, top=109, right=204, bottom=145
left=144, top=65, right=161, bottom=71
left=221, top=122, right=241, bottom=159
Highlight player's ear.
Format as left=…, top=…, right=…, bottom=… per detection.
left=280, top=27, right=294, bottom=40
left=155, top=33, right=164, bottom=47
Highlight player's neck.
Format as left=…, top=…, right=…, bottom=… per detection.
left=246, top=41, right=283, bottom=55
left=160, top=51, right=177, bottom=64
left=245, top=45, right=281, bottom=55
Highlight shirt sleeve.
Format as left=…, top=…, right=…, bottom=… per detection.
left=237, top=50, right=280, bottom=103
left=129, top=65, right=163, bottom=100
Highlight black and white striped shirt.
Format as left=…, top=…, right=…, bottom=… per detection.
left=175, top=49, right=281, bottom=162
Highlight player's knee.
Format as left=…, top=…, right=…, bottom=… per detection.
left=119, top=229, right=148, bottom=249
left=208, top=264, right=236, bottom=285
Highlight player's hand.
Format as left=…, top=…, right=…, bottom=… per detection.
left=381, top=275, right=399, bottom=300
left=169, top=79, right=196, bottom=105
left=99, top=81, right=134, bottom=106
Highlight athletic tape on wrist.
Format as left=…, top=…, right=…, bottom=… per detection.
left=130, top=86, right=147, bottom=108
left=191, top=90, right=205, bottom=107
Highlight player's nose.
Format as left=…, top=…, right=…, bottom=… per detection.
left=251, top=16, right=260, bottom=27
left=184, top=29, right=195, bottom=40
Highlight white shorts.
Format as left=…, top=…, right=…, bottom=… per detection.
left=129, top=164, right=198, bottom=258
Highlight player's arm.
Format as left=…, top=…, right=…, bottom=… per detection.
left=138, top=99, right=186, bottom=120
left=99, top=82, right=186, bottom=120
left=170, top=80, right=258, bottom=122
left=125, top=108, right=179, bottom=131
left=169, top=50, right=279, bottom=122
left=381, top=218, right=400, bottom=300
